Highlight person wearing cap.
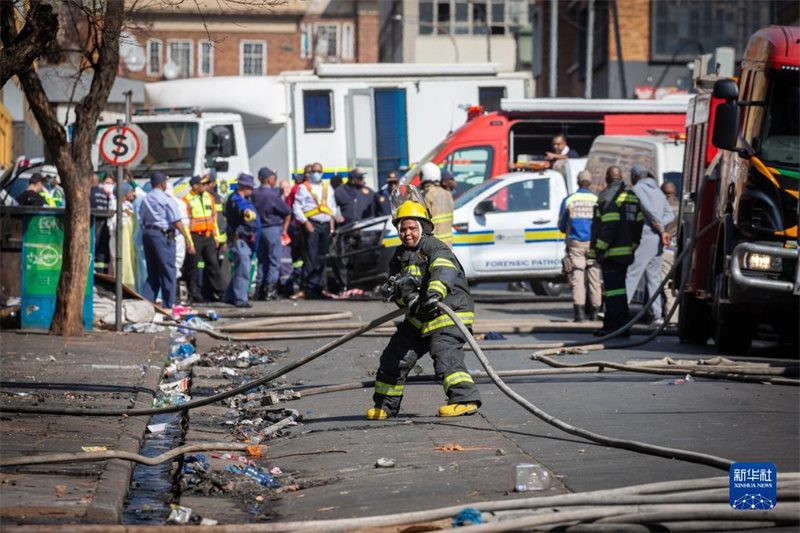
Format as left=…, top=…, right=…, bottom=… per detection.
left=440, top=170, right=458, bottom=198
left=589, top=166, right=643, bottom=337
left=252, top=167, right=291, bottom=301
left=182, top=174, right=223, bottom=303
left=625, top=164, right=674, bottom=326
left=291, top=161, right=341, bottom=299
left=377, top=172, right=399, bottom=216
left=15, top=173, right=48, bottom=207
left=368, top=197, right=482, bottom=420
left=40, top=165, right=64, bottom=207
left=335, top=168, right=378, bottom=226
left=558, top=170, right=601, bottom=322
left=223, top=173, right=261, bottom=308
left=206, top=175, right=231, bottom=291
left=282, top=165, right=311, bottom=296
left=419, top=162, right=454, bottom=248
left=139, top=172, right=195, bottom=311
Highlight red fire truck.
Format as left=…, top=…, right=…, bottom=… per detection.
left=677, top=26, right=799, bottom=353
left=404, top=98, right=689, bottom=192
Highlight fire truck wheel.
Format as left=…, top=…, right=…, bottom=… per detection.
left=712, top=274, right=754, bottom=355
left=677, top=291, right=711, bottom=344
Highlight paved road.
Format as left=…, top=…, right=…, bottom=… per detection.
left=182, top=297, right=799, bottom=524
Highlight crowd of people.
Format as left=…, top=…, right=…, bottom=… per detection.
left=558, top=164, right=678, bottom=332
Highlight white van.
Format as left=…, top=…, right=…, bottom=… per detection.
left=583, top=135, right=685, bottom=193
left=334, top=170, right=569, bottom=289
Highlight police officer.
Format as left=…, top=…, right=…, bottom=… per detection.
left=369, top=198, right=482, bottom=420
left=139, top=172, right=195, bottom=311
left=558, top=170, right=601, bottom=322
left=223, top=173, right=261, bottom=308
left=419, top=162, right=454, bottom=248
left=334, top=168, right=378, bottom=225
left=252, top=167, right=291, bottom=301
left=376, top=172, right=399, bottom=216
left=291, top=162, right=341, bottom=299
left=589, top=166, right=643, bottom=336
left=182, top=174, right=223, bottom=303
left=207, top=176, right=231, bottom=291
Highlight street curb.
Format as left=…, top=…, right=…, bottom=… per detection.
left=86, top=334, right=167, bottom=524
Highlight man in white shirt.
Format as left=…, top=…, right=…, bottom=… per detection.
left=291, top=161, right=342, bottom=299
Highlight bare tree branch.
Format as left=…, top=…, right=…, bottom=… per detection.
left=0, top=0, right=59, bottom=88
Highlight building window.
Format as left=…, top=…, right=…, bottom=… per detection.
left=303, top=90, right=334, bottom=132
left=342, top=23, right=355, bottom=60
left=650, top=0, right=774, bottom=62
left=313, top=24, right=340, bottom=60
left=240, top=40, right=266, bottom=76
left=419, top=0, right=523, bottom=36
left=167, top=40, right=192, bottom=78
left=198, top=41, right=213, bottom=77
left=479, top=87, right=506, bottom=112
left=147, top=39, right=162, bottom=77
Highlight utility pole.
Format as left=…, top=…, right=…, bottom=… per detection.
left=584, top=0, right=595, bottom=99
left=549, top=0, right=557, bottom=97
left=610, top=0, right=628, bottom=98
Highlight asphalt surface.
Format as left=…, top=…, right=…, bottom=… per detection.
left=182, top=295, right=799, bottom=524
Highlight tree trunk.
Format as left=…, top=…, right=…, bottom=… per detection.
left=2, top=0, right=125, bottom=336
left=0, top=1, right=58, bottom=89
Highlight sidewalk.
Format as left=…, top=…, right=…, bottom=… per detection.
left=0, top=331, right=167, bottom=525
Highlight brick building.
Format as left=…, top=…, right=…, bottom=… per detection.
left=533, top=0, right=798, bottom=99
left=121, top=0, right=379, bottom=81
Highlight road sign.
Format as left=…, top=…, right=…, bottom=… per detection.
left=99, top=124, right=148, bottom=167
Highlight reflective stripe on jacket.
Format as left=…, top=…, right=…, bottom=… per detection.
left=421, top=183, right=454, bottom=246
left=390, top=233, right=474, bottom=336
left=183, top=191, right=217, bottom=234
left=589, top=181, right=643, bottom=266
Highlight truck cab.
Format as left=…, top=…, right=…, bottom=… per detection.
left=94, top=109, right=250, bottom=197
left=678, top=26, right=799, bottom=353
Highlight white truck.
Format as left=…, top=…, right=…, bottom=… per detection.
left=105, top=63, right=530, bottom=193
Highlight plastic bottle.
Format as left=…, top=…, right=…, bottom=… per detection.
left=227, top=465, right=280, bottom=488
left=169, top=343, right=195, bottom=359
left=513, top=463, right=552, bottom=492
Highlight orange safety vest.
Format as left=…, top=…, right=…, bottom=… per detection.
left=183, top=191, right=216, bottom=235
left=302, top=181, right=333, bottom=218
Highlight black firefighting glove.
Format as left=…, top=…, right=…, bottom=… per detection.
left=414, top=294, right=441, bottom=322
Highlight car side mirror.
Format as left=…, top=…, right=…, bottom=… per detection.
left=712, top=79, right=739, bottom=101
left=474, top=200, right=495, bottom=216
left=711, top=102, right=740, bottom=152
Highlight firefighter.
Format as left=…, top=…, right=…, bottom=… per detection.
left=589, top=166, right=643, bottom=337
left=419, top=162, right=454, bottom=248
left=368, top=199, right=482, bottom=420
left=182, top=175, right=223, bottom=302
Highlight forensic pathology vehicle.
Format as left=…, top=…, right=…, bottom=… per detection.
left=331, top=169, right=568, bottom=291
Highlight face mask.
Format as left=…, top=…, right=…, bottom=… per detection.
left=103, top=183, right=114, bottom=194
left=311, top=171, right=323, bottom=182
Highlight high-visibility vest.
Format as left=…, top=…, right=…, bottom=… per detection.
left=39, top=190, right=56, bottom=207
left=302, top=181, right=333, bottom=218
left=183, top=191, right=216, bottom=234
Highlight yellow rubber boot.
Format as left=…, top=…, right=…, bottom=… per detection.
left=438, top=403, right=478, bottom=417
left=366, top=407, right=390, bottom=420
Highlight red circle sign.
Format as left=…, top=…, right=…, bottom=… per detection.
left=99, top=125, right=141, bottom=166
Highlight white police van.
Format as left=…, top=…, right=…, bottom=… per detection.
left=332, top=169, right=570, bottom=292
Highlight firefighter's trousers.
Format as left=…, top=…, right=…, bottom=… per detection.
left=601, top=262, right=630, bottom=332
left=373, top=322, right=482, bottom=416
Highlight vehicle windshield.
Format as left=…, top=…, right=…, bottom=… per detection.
left=401, top=141, right=446, bottom=183
left=96, top=121, right=198, bottom=177
left=759, top=71, right=799, bottom=168
left=454, top=176, right=501, bottom=209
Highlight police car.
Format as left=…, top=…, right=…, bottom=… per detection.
left=331, top=170, right=570, bottom=292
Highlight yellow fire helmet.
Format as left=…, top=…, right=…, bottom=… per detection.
left=391, top=184, right=433, bottom=232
